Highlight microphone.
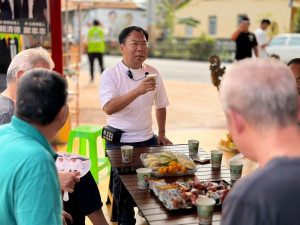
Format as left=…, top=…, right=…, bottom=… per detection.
left=145, top=72, right=149, bottom=76
left=127, top=69, right=133, bottom=79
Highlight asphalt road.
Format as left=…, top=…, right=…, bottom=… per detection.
left=80, top=54, right=232, bottom=83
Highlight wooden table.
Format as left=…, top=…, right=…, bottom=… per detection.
left=106, top=144, right=232, bottom=225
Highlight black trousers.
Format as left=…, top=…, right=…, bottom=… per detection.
left=87, top=52, right=104, bottom=80
left=65, top=171, right=103, bottom=225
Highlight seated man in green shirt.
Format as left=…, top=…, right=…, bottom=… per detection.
left=0, top=69, right=68, bottom=225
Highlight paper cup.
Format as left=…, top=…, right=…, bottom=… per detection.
left=121, top=145, right=133, bottom=163
left=230, top=161, right=243, bottom=181
left=146, top=74, right=157, bottom=83
left=136, top=168, right=152, bottom=189
left=188, top=139, right=199, bottom=157
left=197, top=196, right=215, bottom=225
left=210, top=150, right=223, bottom=168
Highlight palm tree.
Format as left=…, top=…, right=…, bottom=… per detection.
left=156, top=0, right=200, bottom=41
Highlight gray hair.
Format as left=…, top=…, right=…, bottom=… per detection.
left=6, top=47, right=54, bottom=83
left=220, top=58, right=298, bottom=131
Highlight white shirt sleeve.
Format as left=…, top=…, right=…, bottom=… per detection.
left=99, top=69, right=118, bottom=108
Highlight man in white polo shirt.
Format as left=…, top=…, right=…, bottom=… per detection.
left=99, top=26, right=172, bottom=225
left=99, top=26, right=172, bottom=149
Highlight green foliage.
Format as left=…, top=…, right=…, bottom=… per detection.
left=188, top=33, right=216, bottom=60
left=178, top=17, right=200, bottom=27
left=293, top=7, right=300, bottom=33
left=156, top=0, right=199, bottom=41
left=153, top=39, right=190, bottom=59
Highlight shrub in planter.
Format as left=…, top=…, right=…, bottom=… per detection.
left=188, top=33, right=216, bottom=60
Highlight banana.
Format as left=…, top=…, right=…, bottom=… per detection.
left=151, top=167, right=160, bottom=171
left=144, top=157, right=159, bottom=167
left=147, top=154, right=157, bottom=159
left=183, top=160, right=196, bottom=169
left=149, top=161, right=160, bottom=169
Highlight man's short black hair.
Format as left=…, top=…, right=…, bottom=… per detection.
left=242, top=16, right=249, bottom=21
left=288, top=58, right=300, bottom=66
left=261, top=19, right=271, bottom=25
left=118, top=26, right=148, bottom=44
left=15, top=69, right=68, bottom=125
left=93, top=20, right=99, bottom=26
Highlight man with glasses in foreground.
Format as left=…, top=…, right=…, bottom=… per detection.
left=99, top=26, right=172, bottom=224
left=231, top=16, right=258, bottom=60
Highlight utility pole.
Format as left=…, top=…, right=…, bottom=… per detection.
left=147, top=0, right=156, bottom=57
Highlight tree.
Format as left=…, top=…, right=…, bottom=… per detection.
left=156, top=0, right=200, bottom=41
left=293, top=7, right=300, bottom=33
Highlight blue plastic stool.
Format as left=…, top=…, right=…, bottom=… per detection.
left=67, top=125, right=111, bottom=183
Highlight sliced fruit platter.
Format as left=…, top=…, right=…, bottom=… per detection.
left=140, top=151, right=197, bottom=177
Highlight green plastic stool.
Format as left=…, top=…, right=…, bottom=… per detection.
left=67, top=125, right=111, bottom=183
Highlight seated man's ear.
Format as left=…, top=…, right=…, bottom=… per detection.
left=16, top=71, right=24, bottom=81
left=227, top=109, right=246, bottom=135
left=56, top=105, right=69, bottom=126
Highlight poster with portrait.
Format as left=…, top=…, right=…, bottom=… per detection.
left=0, top=0, right=49, bottom=35
left=71, top=8, right=147, bottom=51
left=56, top=152, right=91, bottom=178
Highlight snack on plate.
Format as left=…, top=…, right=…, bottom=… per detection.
left=141, top=152, right=197, bottom=176
left=157, top=184, right=185, bottom=210
left=219, top=134, right=238, bottom=151
left=149, top=176, right=231, bottom=210
left=149, top=179, right=167, bottom=196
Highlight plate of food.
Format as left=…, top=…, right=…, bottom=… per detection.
left=140, top=151, right=197, bottom=177
left=149, top=177, right=231, bottom=211
left=218, top=134, right=239, bottom=153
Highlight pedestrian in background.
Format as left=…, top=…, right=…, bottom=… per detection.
left=255, top=19, right=271, bottom=58
left=231, top=16, right=258, bottom=60
left=87, top=19, right=105, bottom=82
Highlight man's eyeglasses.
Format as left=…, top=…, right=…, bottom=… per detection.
left=124, top=42, right=149, bottom=48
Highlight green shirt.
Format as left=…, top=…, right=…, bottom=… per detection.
left=87, top=26, right=105, bottom=53
left=0, top=116, right=62, bottom=225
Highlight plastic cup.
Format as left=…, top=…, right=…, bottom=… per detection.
left=210, top=150, right=223, bottom=168
left=146, top=74, right=157, bottom=83
left=197, top=196, right=216, bottom=224
left=136, top=168, right=152, bottom=189
left=230, top=161, right=243, bottom=181
left=121, top=145, right=133, bottom=163
left=188, top=139, right=199, bottom=157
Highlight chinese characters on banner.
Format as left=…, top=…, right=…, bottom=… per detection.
left=0, top=19, right=48, bottom=35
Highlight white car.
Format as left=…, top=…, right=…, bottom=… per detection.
left=266, top=33, right=300, bottom=63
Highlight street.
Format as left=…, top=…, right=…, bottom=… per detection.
left=80, top=54, right=232, bottom=83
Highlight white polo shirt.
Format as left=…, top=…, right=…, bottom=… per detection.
left=99, top=61, right=169, bottom=143
left=255, top=28, right=267, bottom=58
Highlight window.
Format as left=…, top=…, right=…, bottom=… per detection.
left=288, top=37, right=300, bottom=46
left=209, top=16, right=217, bottom=36
left=269, top=37, right=287, bottom=46
left=185, top=25, right=193, bottom=37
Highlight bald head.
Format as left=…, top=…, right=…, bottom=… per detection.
left=220, top=58, right=298, bottom=132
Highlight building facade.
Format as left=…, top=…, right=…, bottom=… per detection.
left=173, top=0, right=300, bottom=40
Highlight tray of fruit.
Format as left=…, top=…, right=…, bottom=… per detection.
left=140, top=151, right=197, bottom=177
left=149, top=177, right=231, bottom=211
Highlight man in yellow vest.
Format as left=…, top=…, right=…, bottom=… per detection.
left=87, top=20, right=105, bottom=82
